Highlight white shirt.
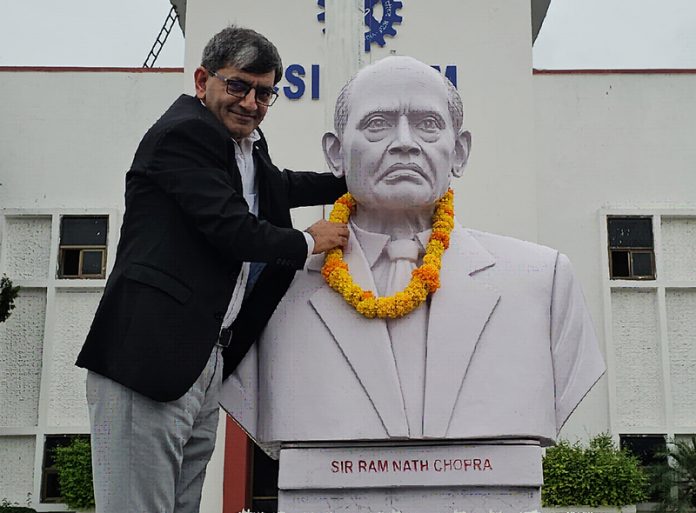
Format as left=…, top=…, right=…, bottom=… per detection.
left=220, top=129, right=314, bottom=329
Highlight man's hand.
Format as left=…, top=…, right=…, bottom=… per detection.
left=307, top=220, right=349, bottom=254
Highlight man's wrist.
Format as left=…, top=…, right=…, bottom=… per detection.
left=303, top=231, right=315, bottom=262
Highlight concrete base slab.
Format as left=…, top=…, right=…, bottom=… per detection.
left=280, top=486, right=540, bottom=513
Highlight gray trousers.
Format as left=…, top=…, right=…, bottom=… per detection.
left=86, top=346, right=223, bottom=513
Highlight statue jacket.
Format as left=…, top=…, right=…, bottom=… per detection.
left=222, top=223, right=605, bottom=445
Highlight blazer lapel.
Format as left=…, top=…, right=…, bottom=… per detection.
left=423, top=225, right=501, bottom=438
left=308, top=233, right=409, bottom=438
left=254, top=147, right=284, bottom=226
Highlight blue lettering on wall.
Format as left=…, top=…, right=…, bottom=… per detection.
left=280, top=64, right=458, bottom=99
left=430, top=65, right=457, bottom=87
left=283, top=64, right=306, bottom=100
left=311, top=64, right=320, bottom=100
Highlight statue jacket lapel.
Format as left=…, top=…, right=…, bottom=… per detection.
left=307, top=224, right=500, bottom=440
left=423, top=225, right=500, bottom=437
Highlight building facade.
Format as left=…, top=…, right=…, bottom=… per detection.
left=1, top=2, right=695, bottom=511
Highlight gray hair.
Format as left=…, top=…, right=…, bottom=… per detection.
left=334, top=60, right=464, bottom=137
left=201, top=26, right=283, bottom=84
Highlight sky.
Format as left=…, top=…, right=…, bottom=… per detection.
left=0, top=1, right=185, bottom=68
left=0, top=0, right=695, bottom=69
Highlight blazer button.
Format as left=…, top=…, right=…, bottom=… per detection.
left=214, top=312, right=224, bottom=321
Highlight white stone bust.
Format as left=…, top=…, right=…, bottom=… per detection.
left=221, top=56, right=605, bottom=448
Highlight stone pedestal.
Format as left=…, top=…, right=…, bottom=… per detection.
left=278, top=441, right=542, bottom=513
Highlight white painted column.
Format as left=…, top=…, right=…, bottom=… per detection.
left=322, top=0, right=364, bottom=130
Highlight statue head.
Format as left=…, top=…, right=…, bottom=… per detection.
left=323, top=56, right=471, bottom=213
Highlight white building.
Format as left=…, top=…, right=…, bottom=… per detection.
left=1, top=1, right=695, bottom=511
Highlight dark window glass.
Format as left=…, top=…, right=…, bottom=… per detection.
left=620, top=434, right=667, bottom=501
left=620, top=434, right=667, bottom=467
left=632, top=252, right=654, bottom=277
left=82, top=250, right=104, bottom=275
left=60, top=217, right=108, bottom=246
left=58, top=216, right=108, bottom=279
left=608, top=218, right=654, bottom=248
left=60, top=249, right=81, bottom=276
left=611, top=251, right=631, bottom=278
left=41, top=435, right=89, bottom=502
left=608, top=217, right=656, bottom=280
left=251, top=444, right=279, bottom=513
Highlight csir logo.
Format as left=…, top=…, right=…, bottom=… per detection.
left=317, top=0, right=404, bottom=52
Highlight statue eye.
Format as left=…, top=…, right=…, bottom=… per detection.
left=364, top=116, right=393, bottom=131
left=416, top=117, right=442, bottom=132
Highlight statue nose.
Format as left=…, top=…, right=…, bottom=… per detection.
left=388, top=115, right=421, bottom=155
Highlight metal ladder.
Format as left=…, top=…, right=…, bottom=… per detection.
left=143, top=6, right=179, bottom=68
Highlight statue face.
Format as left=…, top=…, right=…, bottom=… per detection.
left=336, top=60, right=464, bottom=210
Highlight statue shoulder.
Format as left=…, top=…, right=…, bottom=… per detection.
left=461, top=227, right=560, bottom=265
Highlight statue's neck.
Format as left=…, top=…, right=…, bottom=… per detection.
left=351, top=205, right=435, bottom=239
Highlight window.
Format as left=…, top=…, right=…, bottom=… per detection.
left=620, top=434, right=667, bottom=467
left=608, top=217, right=656, bottom=280
left=58, top=216, right=108, bottom=278
left=41, top=434, right=89, bottom=503
left=620, top=434, right=667, bottom=502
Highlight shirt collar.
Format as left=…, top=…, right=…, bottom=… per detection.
left=350, top=221, right=431, bottom=269
left=232, top=129, right=261, bottom=147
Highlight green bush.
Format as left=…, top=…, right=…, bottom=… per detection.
left=0, top=498, right=35, bottom=512
left=650, top=436, right=696, bottom=513
left=53, top=437, right=95, bottom=510
left=542, top=433, right=648, bottom=507
left=0, top=275, right=20, bottom=323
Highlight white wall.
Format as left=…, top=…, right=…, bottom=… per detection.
left=0, top=70, right=186, bottom=211
left=534, top=71, right=696, bottom=441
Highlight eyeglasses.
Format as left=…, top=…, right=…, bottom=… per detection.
left=209, top=71, right=279, bottom=107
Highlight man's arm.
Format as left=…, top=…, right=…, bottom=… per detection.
left=253, top=130, right=347, bottom=209
left=282, top=170, right=347, bottom=209
left=146, top=118, right=341, bottom=267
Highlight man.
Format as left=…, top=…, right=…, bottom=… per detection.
left=222, top=56, right=605, bottom=447
left=76, top=26, right=347, bottom=512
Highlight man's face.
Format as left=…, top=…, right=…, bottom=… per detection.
left=335, top=60, right=467, bottom=211
left=194, top=65, right=276, bottom=140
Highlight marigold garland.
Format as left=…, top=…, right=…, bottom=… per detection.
left=321, top=189, right=454, bottom=319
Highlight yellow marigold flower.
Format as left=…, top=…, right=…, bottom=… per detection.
left=422, top=254, right=441, bottom=269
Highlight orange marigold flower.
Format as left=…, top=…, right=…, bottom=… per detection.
left=413, top=265, right=440, bottom=292
left=336, top=193, right=356, bottom=207
left=431, top=230, right=450, bottom=249
left=321, top=259, right=349, bottom=280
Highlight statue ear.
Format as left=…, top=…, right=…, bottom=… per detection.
left=322, top=132, right=345, bottom=177
left=451, top=130, right=472, bottom=178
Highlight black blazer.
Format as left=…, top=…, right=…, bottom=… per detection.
left=76, top=94, right=345, bottom=401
